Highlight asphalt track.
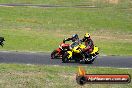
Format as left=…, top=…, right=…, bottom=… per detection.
left=0, top=51, right=132, bottom=68
left=0, top=4, right=97, bottom=8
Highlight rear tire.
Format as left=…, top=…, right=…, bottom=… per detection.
left=62, top=52, right=69, bottom=63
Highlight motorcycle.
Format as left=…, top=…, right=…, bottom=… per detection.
left=62, top=42, right=99, bottom=64
left=0, top=37, right=5, bottom=47
left=51, top=42, right=70, bottom=59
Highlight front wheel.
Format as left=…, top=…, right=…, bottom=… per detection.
left=51, top=50, right=60, bottom=59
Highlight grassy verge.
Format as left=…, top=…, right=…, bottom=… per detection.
left=0, top=29, right=132, bottom=55
left=0, top=6, right=131, bottom=32
left=0, top=64, right=131, bottom=88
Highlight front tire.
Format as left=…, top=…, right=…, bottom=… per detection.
left=51, top=50, right=59, bottom=59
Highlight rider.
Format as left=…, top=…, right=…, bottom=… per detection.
left=63, top=34, right=80, bottom=44
left=81, top=33, right=94, bottom=54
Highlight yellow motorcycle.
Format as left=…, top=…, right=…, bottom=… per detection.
left=62, top=42, right=99, bottom=64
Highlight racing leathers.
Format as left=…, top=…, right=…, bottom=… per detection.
left=81, top=37, right=94, bottom=54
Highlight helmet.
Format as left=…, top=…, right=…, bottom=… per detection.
left=84, top=33, right=90, bottom=38
left=72, top=34, right=78, bottom=39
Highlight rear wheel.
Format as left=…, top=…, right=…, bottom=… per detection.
left=62, top=52, right=69, bottom=63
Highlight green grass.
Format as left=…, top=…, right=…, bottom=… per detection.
left=0, top=29, right=132, bottom=55
left=0, top=0, right=131, bottom=55
left=0, top=6, right=131, bottom=32
left=0, top=64, right=131, bottom=88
